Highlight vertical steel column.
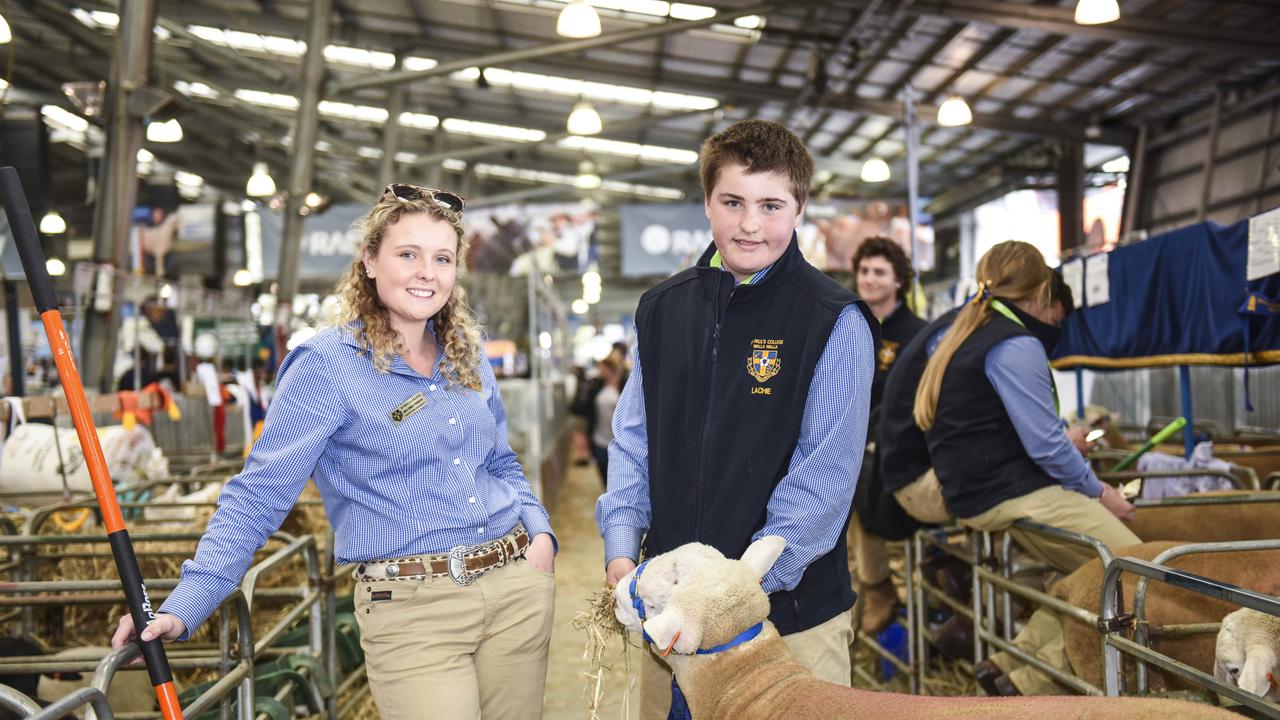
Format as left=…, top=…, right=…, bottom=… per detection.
left=82, top=0, right=158, bottom=392
left=377, top=55, right=408, bottom=192
left=4, top=280, right=22, bottom=396
left=1179, top=365, right=1195, bottom=459
left=1120, top=124, right=1147, bottom=239
left=1196, top=88, right=1223, bottom=222
left=427, top=131, right=446, bottom=189
left=1057, top=138, right=1084, bottom=254
left=902, top=538, right=918, bottom=694
left=275, top=0, right=333, bottom=329
left=904, top=86, right=921, bottom=275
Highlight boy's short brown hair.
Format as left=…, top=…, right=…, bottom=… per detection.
left=699, top=119, right=813, bottom=208
left=852, top=236, right=914, bottom=302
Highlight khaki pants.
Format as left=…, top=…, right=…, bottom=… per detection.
left=962, top=485, right=1140, bottom=696
left=960, top=484, right=1141, bottom=574
left=637, top=610, right=853, bottom=720
left=849, top=469, right=950, bottom=586
left=989, top=608, right=1072, bottom=696
left=353, top=558, right=556, bottom=719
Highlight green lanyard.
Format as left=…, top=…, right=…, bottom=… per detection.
left=989, top=298, right=1060, bottom=415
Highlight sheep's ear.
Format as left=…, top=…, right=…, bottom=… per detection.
left=1239, top=650, right=1278, bottom=697
left=644, top=606, right=701, bottom=656
left=740, top=536, right=786, bottom=580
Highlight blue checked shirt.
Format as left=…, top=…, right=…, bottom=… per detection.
left=161, top=325, right=555, bottom=638
left=596, top=265, right=875, bottom=594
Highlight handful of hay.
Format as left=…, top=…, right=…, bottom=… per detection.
left=572, top=586, right=635, bottom=720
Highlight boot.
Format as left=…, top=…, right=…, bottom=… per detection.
left=856, top=579, right=899, bottom=634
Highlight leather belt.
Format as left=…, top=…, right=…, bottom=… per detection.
left=355, top=525, right=529, bottom=586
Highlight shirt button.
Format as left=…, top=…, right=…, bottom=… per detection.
left=477, top=527, right=484, bottom=533
left=429, top=384, right=437, bottom=391
left=454, top=458, right=461, bottom=465
left=468, top=496, right=476, bottom=504
left=449, top=417, right=457, bottom=425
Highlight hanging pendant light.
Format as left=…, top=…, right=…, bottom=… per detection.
left=39, top=210, right=67, bottom=234
left=574, top=160, right=602, bottom=189
left=557, top=0, right=601, bottom=39
left=567, top=101, right=602, bottom=135
left=146, top=118, right=184, bottom=142
left=1074, top=0, right=1120, bottom=25
left=0, top=14, right=12, bottom=45
left=936, top=95, right=973, bottom=127
left=860, top=158, right=890, bottom=183
left=245, top=162, right=276, bottom=197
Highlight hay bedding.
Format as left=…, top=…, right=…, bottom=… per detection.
left=3, top=478, right=342, bottom=706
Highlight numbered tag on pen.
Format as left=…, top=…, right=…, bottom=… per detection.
left=390, top=392, right=427, bottom=424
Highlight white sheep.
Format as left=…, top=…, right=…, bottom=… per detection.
left=615, top=537, right=1242, bottom=719
left=1214, top=607, right=1280, bottom=701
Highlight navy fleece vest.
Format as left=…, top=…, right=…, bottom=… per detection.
left=635, top=237, right=874, bottom=635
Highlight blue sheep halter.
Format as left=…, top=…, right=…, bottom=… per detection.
left=628, top=559, right=765, bottom=720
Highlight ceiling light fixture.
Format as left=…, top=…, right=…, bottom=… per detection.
left=557, top=0, right=601, bottom=39
left=860, top=157, right=891, bottom=183
left=567, top=101, right=603, bottom=136
left=1074, top=0, right=1120, bottom=25
left=936, top=95, right=973, bottom=127
left=39, top=210, right=67, bottom=235
left=146, top=118, right=184, bottom=142
left=246, top=162, right=276, bottom=197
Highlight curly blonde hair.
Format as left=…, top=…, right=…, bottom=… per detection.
left=332, top=197, right=484, bottom=391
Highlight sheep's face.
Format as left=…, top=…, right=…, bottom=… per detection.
left=612, top=537, right=786, bottom=655
left=1214, top=608, right=1280, bottom=701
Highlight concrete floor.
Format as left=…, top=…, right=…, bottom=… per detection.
left=542, top=462, right=640, bottom=720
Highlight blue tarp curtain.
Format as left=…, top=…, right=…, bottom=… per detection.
left=1052, top=219, right=1280, bottom=370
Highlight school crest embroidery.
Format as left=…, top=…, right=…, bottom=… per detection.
left=878, top=339, right=900, bottom=371
left=747, top=338, right=784, bottom=383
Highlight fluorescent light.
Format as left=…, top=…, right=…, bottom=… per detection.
left=1074, top=0, right=1120, bottom=24
left=146, top=118, right=183, bottom=142
left=246, top=162, right=276, bottom=197
left=441, top=117, right=545, bottom=142
left=1101, top=156, right=1130, bottom=173
left=567, top=101, right=603, bottom=135
left=40, top=211, right=67, bottom=235
left=175, top=171, right=204, bottom=188
left=187, top=26, right=305, bottom=57
left=557, top=0, right=602, bottom=38
left=174, top=81, right=219, bottom=99
left=453, top=66, right=717, bottom=112
left=473, top=162, right=682, bottom=200
left=936, top=95, right=972, bottom=127
left=860, top=157, right=891, bottom=183
left=45, top=258, right=67, bottom=276
left=558, top=135, right=699, bottom=164
left=323, top=45, right=396, bottom=70
left=41, top=105, right=89, bottom=133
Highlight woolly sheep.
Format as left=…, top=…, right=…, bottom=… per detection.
left=615, top=537, right=1240, bottom=719
left=1214, top=607, right=1280, bottom=702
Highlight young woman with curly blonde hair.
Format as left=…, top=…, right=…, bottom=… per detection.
left=113, top=184, right=559, bottom=720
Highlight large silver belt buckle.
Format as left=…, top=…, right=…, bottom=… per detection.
left=448, top=546, right=473, bottom=586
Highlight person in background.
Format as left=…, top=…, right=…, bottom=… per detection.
left=915, top=240, right=1136, bottom=697
left=112, top=183, right=558, bottom=720
left=846, top=235, right=927, bottom=633
left=590, top=355, right=623, bottom=487
left=597, top=119, right=877, bottom=719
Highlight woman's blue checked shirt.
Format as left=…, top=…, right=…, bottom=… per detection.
left=160, top=326, right=555, bottom=638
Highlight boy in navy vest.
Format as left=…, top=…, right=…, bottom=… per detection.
left=596, top=119, right=878, bottom=719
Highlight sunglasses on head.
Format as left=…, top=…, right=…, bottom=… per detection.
left=381, top=183, right=466, bottom=215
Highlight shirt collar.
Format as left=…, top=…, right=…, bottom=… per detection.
left=708, top=251, right=773, bottom=286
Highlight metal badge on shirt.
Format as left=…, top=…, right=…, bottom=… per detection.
left=390, top=392, right=427, bottom=424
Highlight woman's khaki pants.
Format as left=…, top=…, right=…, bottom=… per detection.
left=353, top=558, right=556, bottom=719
